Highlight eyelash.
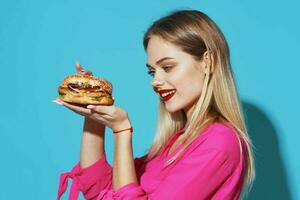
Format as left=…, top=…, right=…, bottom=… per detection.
left=147, top=66, right=173, bottom=77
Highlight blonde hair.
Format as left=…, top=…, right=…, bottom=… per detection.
left=142, top=9, right=255, bottom=198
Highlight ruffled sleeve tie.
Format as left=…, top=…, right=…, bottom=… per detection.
left=57, top=165, right=83, bottom=200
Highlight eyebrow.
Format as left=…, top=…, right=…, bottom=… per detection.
left=146, top=57, right=174, bottom=69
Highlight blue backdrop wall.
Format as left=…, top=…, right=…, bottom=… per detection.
left=0, top=0, right=299, bottom=199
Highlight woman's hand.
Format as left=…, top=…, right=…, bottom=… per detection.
left=53, top=61, right=131, bottom=132
left=86, top=104, right=131, bottom=132
left=54, top=98, right=131, bottom=132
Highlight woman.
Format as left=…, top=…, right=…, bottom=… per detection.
left=54, top=9, right=255, bottom=200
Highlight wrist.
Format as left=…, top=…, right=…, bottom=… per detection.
left=113, top=127, right=133, bottom=134
left=113, top=129, right=133, bottom=140
left=84, top=117, right=105, bottom=134
left=112, top=119, right=131, bottom=133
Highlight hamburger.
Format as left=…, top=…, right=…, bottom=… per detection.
left=58, top=74, right=114, bottom=105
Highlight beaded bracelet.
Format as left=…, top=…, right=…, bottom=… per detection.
left=113, top=127, right=133, bottom=134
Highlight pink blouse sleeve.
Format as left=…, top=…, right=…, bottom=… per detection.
left=98, top=148, right=238, bottom=200
left=56, top=152, right=147, bottom=200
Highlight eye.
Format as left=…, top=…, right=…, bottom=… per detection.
left=162, top=66, right=173, bottom=72
left=147, top=66, right=174, bottom=77
left=147, top=70, right=155, bottom=77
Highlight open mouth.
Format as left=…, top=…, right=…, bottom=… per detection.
left=160, top=90, right=176, bottom=102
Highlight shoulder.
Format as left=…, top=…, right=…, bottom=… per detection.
left=199, top=122, right=242, bottom=165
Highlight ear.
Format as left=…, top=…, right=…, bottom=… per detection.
left=203, top=51, right=214, bottom=74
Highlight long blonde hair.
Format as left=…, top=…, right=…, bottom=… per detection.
left=142, top=9, right=255, bottom=198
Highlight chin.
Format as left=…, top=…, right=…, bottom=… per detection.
left=163, top=102, right=183, bottom=113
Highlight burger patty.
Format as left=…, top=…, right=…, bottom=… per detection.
left=58, top=86, right=111, bottom=97
left=67, top=83, right=102, bottom=93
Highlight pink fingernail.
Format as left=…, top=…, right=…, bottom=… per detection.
left=87, top=105, right=95, bottom=109
left=52, top=100, right=63, bottom=105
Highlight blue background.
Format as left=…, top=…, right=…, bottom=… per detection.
left=0, top=0, right=299, bottom=199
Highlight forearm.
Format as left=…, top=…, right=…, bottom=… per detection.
left=113, top=130, right=138, bottom=190
left=80, top=117, right=106, bottom=169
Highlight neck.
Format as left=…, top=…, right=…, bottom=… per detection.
left=184, top=103, right=196, bottom=126
left=184, top=105, right=215, bottom=129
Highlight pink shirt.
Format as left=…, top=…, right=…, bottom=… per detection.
left=57, top=122, right=246, bottom=200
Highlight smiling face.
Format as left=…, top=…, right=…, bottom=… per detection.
left=146, top=36, right=207, bottom=117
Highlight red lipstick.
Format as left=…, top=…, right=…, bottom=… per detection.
left=155, top=88, right=176, bottom=102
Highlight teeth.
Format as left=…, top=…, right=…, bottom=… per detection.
left=161, top=90, right=175, bottom=97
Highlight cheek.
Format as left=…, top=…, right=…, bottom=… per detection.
left=180, top=82, right=203, bottom=98
left=175, top=72, right=204, bottom=97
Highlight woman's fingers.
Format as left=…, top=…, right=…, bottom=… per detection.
left=53, top=99, right=92, bottom=116
left=53, top=99, right=111, bottom=120
left=53, top=99, right=110, bottom=125
left=87, top=105, right=113, bottom=116
left=53, top=99, right=128, bottom=130
left=89, top=113, right=111, bottom=124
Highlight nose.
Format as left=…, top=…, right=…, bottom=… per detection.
left=151, top=74, right=165, bottom=90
